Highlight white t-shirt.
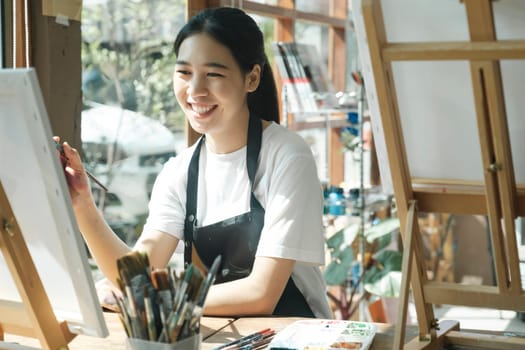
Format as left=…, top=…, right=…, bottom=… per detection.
left=143, top=122, right=332, bottom=318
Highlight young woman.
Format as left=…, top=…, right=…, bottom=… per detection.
left=59, top=7, right=331, bottom=319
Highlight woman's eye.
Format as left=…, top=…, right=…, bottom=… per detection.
left=176, top=69, right=191, bottom=76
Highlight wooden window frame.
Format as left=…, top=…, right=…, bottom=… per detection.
left=25, top=0, right=349, bottom=185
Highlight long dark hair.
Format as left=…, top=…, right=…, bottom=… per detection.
left=173, top=7, right=280, bottom=124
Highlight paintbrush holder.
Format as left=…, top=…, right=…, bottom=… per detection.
left=125, top=334, right=201, bottom=350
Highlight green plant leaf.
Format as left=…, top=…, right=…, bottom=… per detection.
left=364, top=271, right=402, bottom=297
left=362, top=250, right=402, bottom=297
left=365, top=218, right=400, bottom=243
left=326, top=229, right=345, bottom=252
left=375, top=250, right=403, bottom=272
left=323, top=246, right=355, bottom=286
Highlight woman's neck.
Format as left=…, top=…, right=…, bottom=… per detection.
left=205, top=118, right=250, bottom=154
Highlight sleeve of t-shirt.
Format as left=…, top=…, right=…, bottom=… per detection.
left=141, top=154, right=188, bottom=241
left=255, top=141, right=325, bottom=266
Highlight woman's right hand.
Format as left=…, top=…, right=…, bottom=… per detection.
left=53, top=136, right=93, bottom=207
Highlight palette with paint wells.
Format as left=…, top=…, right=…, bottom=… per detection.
left=268, top=319, right=376, bottom=350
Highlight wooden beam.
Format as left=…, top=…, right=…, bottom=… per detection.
left=413, top=191, right=487, bottom=215
left=212, top=0, right=346, bottom=28
left=184, top=0, right=208, bottom=147
left=274, top=0, right=293, bottom=41
left=412, top=183, right=525, bottom=216
left=393, top=201, right=419, bottom=349
left=481, top=58, right=522, bottom=294
left=361, top=0, right=413, bottom=210
left=329, top=127, right=344, bottom=185
left=3, top=1, right=13, bottom=67
left=469, top=61, right=510, bottom=292
left=327, top=1, right=347, bottom=186
left=0, top=182, right=75, bottom=349
left=274, top=0, right=294, bottom=126
left=328, top=3, right=347, bottom=90
left=411, top=181, right=525, bottom=215
left=30, top=0, right=82, bottom=150
left=423, top=282, right=525, bottom=310
left=14, top=0, right=29, bottom=67
left=361, top=0, right=436, bottom=336
left=444, top=331, right=525, bottom=350
left=382, top=40, right=525, bottom=62
left=187, top=0, right=208, bottom=18
left=403, top=320, right=459, bottom=350
left=465, top=0, right=521, bottom=294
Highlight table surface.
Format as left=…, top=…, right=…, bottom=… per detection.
left=2, top=312, right=419, bottom=350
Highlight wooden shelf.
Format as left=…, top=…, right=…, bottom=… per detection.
left=286, top=108, right=356, bottom=131
left=287, top=115, right=348, bottom=131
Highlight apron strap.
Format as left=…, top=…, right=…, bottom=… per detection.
left=184, top=115, right=262, bottom=268
left=246, top=114, right=262, bottom=191
left=183, top=135, right=204, bottom=267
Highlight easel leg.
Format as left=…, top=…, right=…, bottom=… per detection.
left=392, top=202, right=462, bottom=350
left=0, top=182, right=73, bottom=349
left=393, top=200, right=418, bottom=350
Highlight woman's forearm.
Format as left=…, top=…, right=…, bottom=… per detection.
left=73, top=197, right=131, bottom=286
left=203, top=257, right=294, bottom=316
left=203, top=277, right=274, bottom=316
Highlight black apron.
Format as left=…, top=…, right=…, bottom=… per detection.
left=183, top=115, right=314, bottom=317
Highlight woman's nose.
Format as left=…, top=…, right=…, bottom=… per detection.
left=187, top=75, right=207, bottom=96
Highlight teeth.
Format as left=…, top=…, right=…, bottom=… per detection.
left=192, top=105, right=213, bottom=114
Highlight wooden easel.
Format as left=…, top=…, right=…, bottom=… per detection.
left=358, top=0, right=525, bottom=348
left=0, top=181, right=75, bottom=350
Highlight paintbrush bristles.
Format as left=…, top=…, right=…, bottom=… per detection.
left=151, top=269, right=170, bottom=291
left=114, top=251, right=222, bottom=343
left=117, top=251, right=150, bottom=278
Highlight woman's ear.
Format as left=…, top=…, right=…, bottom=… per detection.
left=246, top=64, right=261, bottom=92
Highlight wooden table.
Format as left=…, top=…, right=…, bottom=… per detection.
left=2, top=313, right=234, bottom=350
left=208, top=317, right=424, bottom=350
left=2, top=312, right=420, bottom=350
left=203, top=316, right=305, bottom=349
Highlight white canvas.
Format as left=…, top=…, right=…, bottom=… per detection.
left=0, top=68, right=108, bottom=338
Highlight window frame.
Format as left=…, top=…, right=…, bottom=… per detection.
left=27, top=0, right=349, bottom=185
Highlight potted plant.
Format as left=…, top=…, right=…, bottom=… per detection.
left=324, top=217, right=402, bottom=320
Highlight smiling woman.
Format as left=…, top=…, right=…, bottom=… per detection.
left=144, top=7, right=332, bottom=318
left=57, top=6, right=333, bottom=320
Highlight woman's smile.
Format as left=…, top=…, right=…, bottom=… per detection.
left=189, top=103, right=217, bottom=117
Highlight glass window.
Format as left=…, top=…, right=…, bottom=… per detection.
left=346, top=5, right=359, bottom=93
left=294, top=21, right=329, bottom=74
left=250, top=14, right=275, bottom=66
left=250, top=0, right=278, bottom=5
left=81, top=0, right=186, bottom=246
left=293, top=21, right=333, bottom=182
left=296, top=0, right=331, bottom=16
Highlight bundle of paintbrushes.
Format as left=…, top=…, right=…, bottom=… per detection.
left=114, top=251, right=221, bottom=345
left=214, top=328, right=276, bottom=350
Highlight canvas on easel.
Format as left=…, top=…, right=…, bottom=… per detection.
left=352, top=0, right=525, bottom=349
left=0, top=68, right=108, bottom=349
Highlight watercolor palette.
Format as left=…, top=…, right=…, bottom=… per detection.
left=268, top=319, right=376, bottom=350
